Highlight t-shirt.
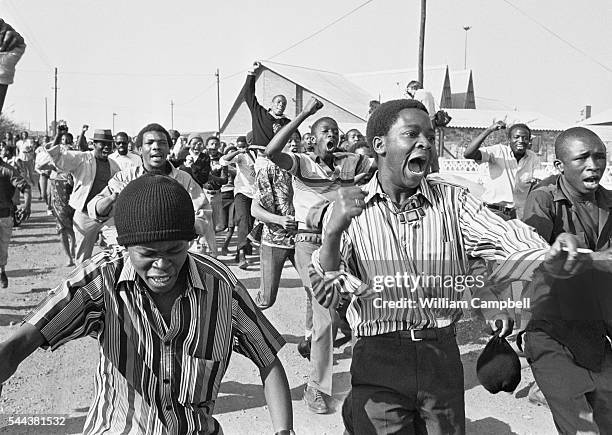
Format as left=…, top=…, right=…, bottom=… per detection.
left=220, top=151, right=257, bottom=198
left=479, top=144, right=540, bottom=219
left=286, top=152, right=373, bottom=230
left=83, top=158, right=111, bottom=212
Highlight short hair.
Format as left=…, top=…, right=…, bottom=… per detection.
left=134, top=123, right=172, bottom=149
left=507, top=123, right=532, bottom=139
left=206, top=136, right=220, bottom=145
left=236, top=135, right=247, bottom=144
left=115, top=131, right=129, bottom=141
left=407, top=80, right=422, bottom=89
left=62, top=132, right=74, bottom=143
left=366, top=99, right=428, bottom=147
left=289, top=130, right=302, bottom=141
left=555, top=127, right=604, bottom=162
left=272, top=95, right=287, bottom=103
left=345, top=128, right=362, bottom=138
left=311, top=117, right=337, bottom=135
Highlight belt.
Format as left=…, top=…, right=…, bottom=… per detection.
left=380, top=324, right=456, bottom=342
left=484, top=203, right=515, bottom=214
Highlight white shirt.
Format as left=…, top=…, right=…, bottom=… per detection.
left=220, top=151, right=256, bottom=198
left=109, top=151, right=141, bottom=171
left=413, top=89, right=436, bottom=119
left=479, top=144, right=541, bottom=218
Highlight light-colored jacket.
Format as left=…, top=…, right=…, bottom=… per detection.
left=46, top=145, right=121, bottom=212
left=87, top=164, right=209, bottom=221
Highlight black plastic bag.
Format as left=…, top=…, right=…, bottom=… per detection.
left=476, top=330, right=521, bottom=394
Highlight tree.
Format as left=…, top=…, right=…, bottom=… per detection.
left=0, top=113, right=26, bottom=144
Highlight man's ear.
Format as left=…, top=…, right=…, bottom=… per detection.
left=553, top=158, right=564, bottom=173
left=372, top=136, right=385, bottom=159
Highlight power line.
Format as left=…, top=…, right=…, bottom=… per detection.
left=265, top=0, right=376, bottom=61
left=501, top=0, right=612, bottom=74
left=5, top=0, right=54, bottom=69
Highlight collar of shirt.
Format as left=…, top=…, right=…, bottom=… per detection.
left=363, top=171, right=434, bottom=209
left=117, top=254, right=207, bottom=293
left=307, top=151, right=355, bottom=179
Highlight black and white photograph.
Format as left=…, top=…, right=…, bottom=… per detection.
left=0, top=0, right=611, bottom=433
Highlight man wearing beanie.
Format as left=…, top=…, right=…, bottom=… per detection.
left=0, top=174, right=294, bottom=435
left=87, top=123, right=217, bottom=256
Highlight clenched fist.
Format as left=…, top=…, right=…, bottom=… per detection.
left=325, top=187, right=368, bottom=235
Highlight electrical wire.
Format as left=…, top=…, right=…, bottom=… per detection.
left=501, top=0, right=612, bottom=74
left=264, top=0, right=376, bottom=61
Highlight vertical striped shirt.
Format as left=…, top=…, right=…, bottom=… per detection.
left=24, top=247, right=284, bottom=434
left=310, top=172, right=549, bottom=337
left=286, top=151, right=373, bottom=230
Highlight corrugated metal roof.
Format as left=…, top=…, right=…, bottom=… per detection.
left=578, top=108, right=612, bottom=126
left=261, top=61, right=374, bottom=121
left=445, top=109, right=565, bottom=131
left=345, top=66, right=449, bottom=107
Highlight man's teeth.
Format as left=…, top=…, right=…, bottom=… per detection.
left=150, top=276, right=170, bottom=284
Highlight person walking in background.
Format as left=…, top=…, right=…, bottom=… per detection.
left=220, top=135, right=257, bottom=269
left=45, top=128, right=120, bottom=264
left=109, top=131, right=141, bottom=171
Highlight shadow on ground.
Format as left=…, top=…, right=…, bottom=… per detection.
left=466, top=417, right=519, bottom=434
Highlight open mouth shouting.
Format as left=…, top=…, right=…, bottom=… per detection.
left=583, top=174, right=601, bottom=189
left=405, top=153, right=429, bottom=175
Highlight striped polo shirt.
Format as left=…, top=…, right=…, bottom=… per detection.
left=24, top=247, right=284, bottom=434
left=286, top=151, right=373, bottom=230
left=310, top=172, right=549, bottom=337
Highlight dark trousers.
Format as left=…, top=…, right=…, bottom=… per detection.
left=233, top=193, right=254, bottom=254
left=343, top=332, right=465, bottom=435
left=525, top=330, right=612, bottom=434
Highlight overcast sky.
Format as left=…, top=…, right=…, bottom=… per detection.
left=2, top=0, right=611, bottom=134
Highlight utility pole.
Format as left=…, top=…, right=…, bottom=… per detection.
left=170, top=100, right=174, bottom=130
left=463, top=26, right=472, bottom=69
left=44, top=97, right=48, bottom=136
left=418, top=0, right=426, bottom=85
left=53, top=67, right=58, bottom=135
left=215, top=68, right=221, bottom=136
left=112, top=112, right=117, bottom=134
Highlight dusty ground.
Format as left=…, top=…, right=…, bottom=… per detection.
left=0, top=199, right=557, bottom=434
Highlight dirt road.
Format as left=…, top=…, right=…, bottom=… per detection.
left=0, top=199, right=557, bottom=434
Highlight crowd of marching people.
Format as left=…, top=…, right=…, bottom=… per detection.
left=2, top=17, right=612, bottom=435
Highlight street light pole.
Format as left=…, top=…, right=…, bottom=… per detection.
left=463, top=26, right=471, bottom=69
left=112, top=112, right=117, bottom=134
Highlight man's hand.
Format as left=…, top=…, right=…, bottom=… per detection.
left=490, top=120, right=506, bottom=131
left=488, top=314, right=514, bottom=339
left=0, top=19, right=25, bottom=52
left=252, top=61, right=261, bottom=71
left=325, top=187, right=367, bottom=235
left=303, top=97, right=323, bottom=117
left=276, top=215, right=297, bottom=230
left=543, top=233, right=591, bottom=278
left=82, top=124, right=89, bottom=133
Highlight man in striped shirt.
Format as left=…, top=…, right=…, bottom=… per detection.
left=310, top=99, right=584, bottom=434
left=0, top=175, right=293, bottom=435
left=266, top=97, right=374, bottom=414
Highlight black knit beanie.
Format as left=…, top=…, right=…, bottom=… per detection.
left=115, top=174, right=196, bottom=246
